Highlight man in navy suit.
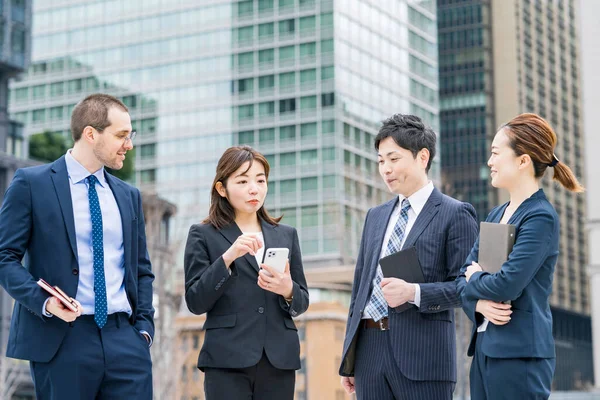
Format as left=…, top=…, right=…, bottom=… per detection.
left=339, top=114, right=478, bottom=399
left=0, top=94, right=154, bottom=399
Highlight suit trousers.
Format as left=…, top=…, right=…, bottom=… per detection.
left=470, top=331, right=555, bottom=400
left=30, top=313, right=153, bottom=400
left=203, top=351, right=295, bottom=400
left=354, top=325, right=454, bottom=400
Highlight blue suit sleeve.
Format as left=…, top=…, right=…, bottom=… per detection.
left=419, top=202, right=478, bottom=313
left=0, top=169, right=48, bottom=319
left=134, top=189, right=155, bottom=338
left=456, top=237, right=481, bottom=324
left=344, top=209, right=370, bottom=333
left=465, top=209, right=557, bottom=302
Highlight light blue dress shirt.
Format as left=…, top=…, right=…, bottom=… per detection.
left=64, top=150, right=132, bottom=316
left=43, top=151, right=151, bottom=345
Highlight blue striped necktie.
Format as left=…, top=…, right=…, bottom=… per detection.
left=364, top=199, right=411, bottom=321
left=87, top=175, right=107, bottom=329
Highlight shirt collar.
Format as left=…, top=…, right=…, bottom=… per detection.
left=398, top=181, right=434, bottom=217
left=65, top=150, right=106, bottom=187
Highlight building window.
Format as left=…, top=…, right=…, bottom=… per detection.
left=299, top=15, right=316, bottom=32
left=321, top=39, right=334, bottom=54
left=258, top=49, right=275, bottom=64
left=321, top=66, right=334, bottom=80
left=299, top=42, right=316, bottom=58
left=279, top=125, right=296, bottom=141
left=300, top=68, right=317, bottom=84
left=322, top=119, right=335, bottom=134
left=259, top=0, right=274, bottom=11
left=280, top=180, right=296, bottom=194
left=259, top=101, right=275, bottom=116
left=300, top=149, right=318, bottom=164
left=259, top=75, right=275, bottom=90
left=301, top=122, right=317, bottom=138
left=322, top=92, right=335, bottom=107
left=258, top=22, right=274, bottom=38
left=300, top=95, right=317, bottom=110
left=279, top=45, right=295, bottom=61
left=279, top=71, right=295, bottom=87
left=237, top=78, right=254, bottom=93
left=259, top=128, right=275, bottom=143
left=279, top=19, right=295, bottom=36
left=237, top=0, right=253, bottom=17
left=140, top=169, right=156, bottom=184
left=279, top=98, right=296, bottom=113
left=237, top=52, right=254, bottom=68
left=280, top=152, right=296, bottom=166
left=238, top=130, right=254, bottom=145
left=238, top=105, right=254, bottom=120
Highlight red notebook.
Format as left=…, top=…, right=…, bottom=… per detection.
left=37, top=279, right=79, bottom=313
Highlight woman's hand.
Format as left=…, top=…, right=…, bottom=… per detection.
left=476, top=299, right=512, bottom=325
left=465, top=262, right=483, bottom=282
left=222, top=234, right=263, bottom=268
left=258, top=260, right=293, bottom=299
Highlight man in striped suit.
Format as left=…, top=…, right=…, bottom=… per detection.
left=339, top=114, right=478, bottom=400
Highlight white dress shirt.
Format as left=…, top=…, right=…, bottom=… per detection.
left=362, top=181, right=434, bottom=318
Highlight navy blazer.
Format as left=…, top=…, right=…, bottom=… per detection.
left=184, top=219, right=309, bottom=371
left=456, top=189, right=559, bottom=359
left=339, top=188, right=478, bottom=382
left=0, top=156, right=155, bottom=362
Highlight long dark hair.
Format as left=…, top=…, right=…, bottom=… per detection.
left=502, top=113, right=584, bottom=192
left=203, top=146, right=282, bottom=229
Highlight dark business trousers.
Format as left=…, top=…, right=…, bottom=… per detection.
left=203, top=351, right=295, bottom=400
left=470, top=331, right=555, bottom=400
left=354, top=325, right=454, bottom=400
left=30, top=313, right=152, bottom=400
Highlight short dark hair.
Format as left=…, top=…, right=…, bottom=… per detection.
left=70, top=94, right=129, bottom=142
left=374, top=114, right=436, bottom=172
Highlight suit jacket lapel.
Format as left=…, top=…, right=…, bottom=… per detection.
left=260, top=218, right=278, bottom=266
left=104, top=173, right=132, bottom=274
left=50, top=156, right=78, bottom=262
left=218, top=222, right=260, bottom=273
left=402, top=188, right=442, bottom=249
left=368, top=197, right=398, bottom=281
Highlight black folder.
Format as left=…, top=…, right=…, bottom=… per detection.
left=479, top=222, right=516, bottom=273
left=379, top=247, right=425, bottom=312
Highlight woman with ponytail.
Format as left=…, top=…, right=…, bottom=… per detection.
left=456, top=113, right=584, bottom=399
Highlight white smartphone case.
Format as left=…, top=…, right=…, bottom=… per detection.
left=263, top=248, right=289, bottom=274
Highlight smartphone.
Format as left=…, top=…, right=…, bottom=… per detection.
left=263, top=248, right=289, bottom=275
left=37, top=279, right=79, bottom=313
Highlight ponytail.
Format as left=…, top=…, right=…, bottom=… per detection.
left=552, top=161, right=585, bottom=193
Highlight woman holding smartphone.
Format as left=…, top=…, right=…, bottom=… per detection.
left=456, top=113, right=584, bottom=399
left=184, top=146, right=309, bottom=400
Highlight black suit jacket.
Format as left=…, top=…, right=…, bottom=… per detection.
left=184, top=219, right=309, bottom=370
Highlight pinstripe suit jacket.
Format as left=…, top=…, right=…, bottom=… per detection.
left=339, top=188, right=478, bottom=382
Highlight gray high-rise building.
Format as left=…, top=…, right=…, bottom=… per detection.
left=10, top=0, right=440, bottom=269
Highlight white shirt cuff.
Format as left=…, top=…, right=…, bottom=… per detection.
left=408, top=284, right=421, bottom=308
left=139, top=330, right=153, bottom=347
left=42, top=298, right=53, bottom=317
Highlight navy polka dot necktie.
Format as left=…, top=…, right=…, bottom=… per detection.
left=87, top=175, right=107, bottom=329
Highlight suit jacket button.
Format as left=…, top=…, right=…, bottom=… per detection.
left=72, top=268, right=79, bottom=275
left=258, top=307, right=264, bottom=314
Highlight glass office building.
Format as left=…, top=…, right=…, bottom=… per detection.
left=10, top=0, right=439, bottom=267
